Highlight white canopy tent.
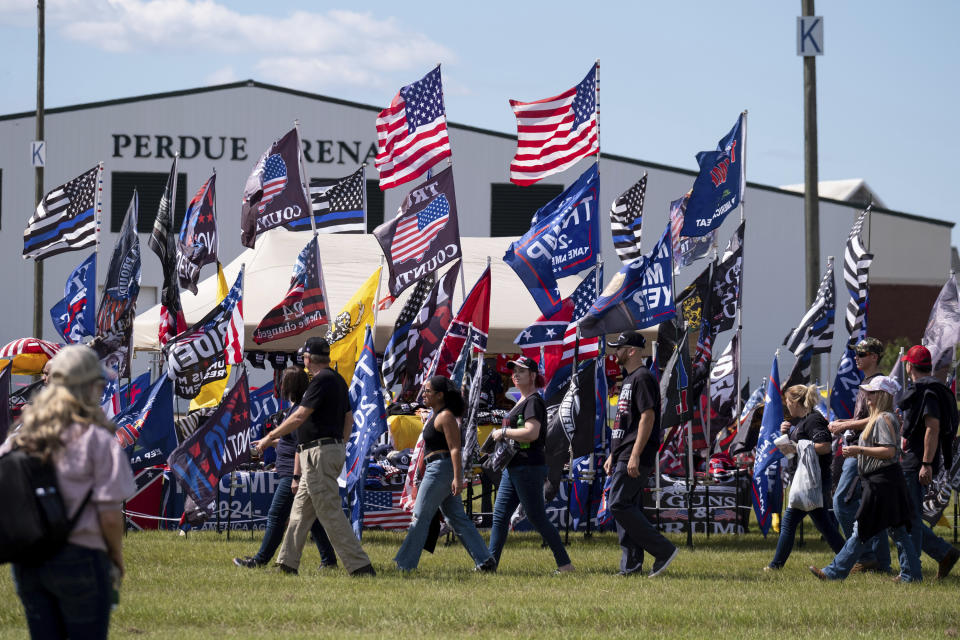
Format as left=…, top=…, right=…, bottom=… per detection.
left=133, top=229, right=644, bottom=355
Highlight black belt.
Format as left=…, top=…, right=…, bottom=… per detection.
left=424, top=451, right=452, bottom=462
left=298, top=437, right=342, bottom=452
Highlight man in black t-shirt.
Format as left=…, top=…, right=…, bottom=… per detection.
left=603, top=331, right=678, bottom=577
left=898, top=345, right=960, bottom=579
left=254, top=337, right=375, bottom=577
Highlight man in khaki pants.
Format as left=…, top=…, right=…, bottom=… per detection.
left=254, top=337, right=375, bottom=576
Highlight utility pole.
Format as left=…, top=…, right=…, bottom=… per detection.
left=32, top=0, right=45, bottom=339
left=801, top=0, right=820, bottom=308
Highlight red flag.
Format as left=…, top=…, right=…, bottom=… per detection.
left=431, top=267, right=491, bottom=378
left=253, top=236, right=328, bottom=345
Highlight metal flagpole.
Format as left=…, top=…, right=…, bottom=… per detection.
left=594, top=59, right=600, bottom=170
left=361, top=163, right=368, bottom=233
left=294, top=120, right=316, bottom=236
left=32, top=0, right=45, bottom=341
left=825, top=255, right=835, bottom=399
left=734, top=109, right=747, bottom=452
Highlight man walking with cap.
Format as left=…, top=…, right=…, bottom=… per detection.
left=255, top=337, right=375, bottom=576
left=898, top=344, right=960, bottom=579
left=604, top=330, right=678, bottom=577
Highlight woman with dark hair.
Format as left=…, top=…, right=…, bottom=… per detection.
left=394, top=375, right=496, bottom=572
left=233, top=367, right=337, bottom=570
left=2, top=345, right=135, bottom=639
left=766, top=384, right=846, bottom=570
left=488, top=357, right=574, bottom=574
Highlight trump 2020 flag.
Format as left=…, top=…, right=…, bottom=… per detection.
left=830, top=345, right=863, bottom=421
left=375, top=65, right=452, bottom=191
left=752, top=353, right=784, bottom=536
left=113, top=375, right=176, bottom=473
left=682, top=113, right=745, bottom=237
left=177, top=174, right=218, bottom=295
left=96, top=192, right=141, bottom=376
left=167, top=371, right=252, bottom=517
left=253, top=235, right=329, bottom=345
left=241, top=128, right=312, bottom=248
left=374, top=167, right=461, bottom=299
left=343, top=326, right=388, bottom=496
left=50, top=253, right=96, bottom=344
left=578, top=223, right=675, bottom=339
left=504, top=164, right=600, bottom=316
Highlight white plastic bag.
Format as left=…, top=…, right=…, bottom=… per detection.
left=787, top=440, right=823, bottom=511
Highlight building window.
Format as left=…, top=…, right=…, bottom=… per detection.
left=111, top=171, right=187, bottom=233
left=490, top=183, right=564, bottom=237
left=366, top=179, right=385, bottom=233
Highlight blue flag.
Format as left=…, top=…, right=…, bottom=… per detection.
left=343, top=326, right=389, bottom=534
left=249, top=381, right=285, bottom=466
left=503, top=164, right=600, bottom=315
left=50, top=253, right=97, bottom=344
left=752, top=353, right=784, bottom=536
left=114, top=375, right=177, bottom=473
left=578, top=223, right=675, bottom=339
left=830, top=346, right=863, bottom=420
left=119, top=371, right=151, bottom=411
left=681, top=113, right=745, bottom=237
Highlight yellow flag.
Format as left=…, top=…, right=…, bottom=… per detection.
left=328, top=267, right=381, bottom=384
left=189, top=264, right=232, bottom=411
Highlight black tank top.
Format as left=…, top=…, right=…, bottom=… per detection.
left=422, top=414, right=449, bottom=455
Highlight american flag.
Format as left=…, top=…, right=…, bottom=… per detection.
left=843, top=207, right=873, bottom=343
left=259, top=154, right=287, bottom=213
left=610, top=174, right=646, bottom=263
left=23, top=165, right=99, bottom=260
left=509, top=63, right=599, bottom=186
left=305, top=167, right=366, bottom=233
left=783, top=260, right=835, bottom=357
left=375, top=65, right=452, bottom=191
left=390, top=194, right=450, bottom=263
left=559, top=268, right=601, bottom=367
left=381, top=274, right=435, bottom=390
left=693, top=320, right=713, bottom=370
left=361, top=489, right=411, bottom=530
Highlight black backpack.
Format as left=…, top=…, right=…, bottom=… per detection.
left=0, top=448, right=91, bottom=566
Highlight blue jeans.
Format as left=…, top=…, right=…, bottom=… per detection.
left=822, top=521, right=920, bottom=581
left=12, top=544, right=112, bottom=640
left=833, top=457, right=889, bottom=569
left=609, top=463, right=676, bottom=574
left=254, top=474, right=336, bottom=566
left=488, top=464, right=571, bottom=568
left=903, top=470, right=955, bottom=569
left=394, top=457, right=493, bottom=570
left=770, top=484, right=846, bottom=568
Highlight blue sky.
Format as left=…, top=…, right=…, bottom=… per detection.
left=2, top=0, right=958, bottom=241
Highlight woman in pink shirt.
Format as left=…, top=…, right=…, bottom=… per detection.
left=4, top=345, right=136, bottom=639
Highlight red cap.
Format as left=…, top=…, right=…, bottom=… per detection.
left=901, top=345, right=932, bottom=368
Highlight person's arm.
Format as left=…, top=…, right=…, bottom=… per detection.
left=500, top=417, right=540, bottom=443
left=437, top=412, right=465, bottom=495
left=813, top=441, right=832, bottom=455
left=628, top=409, right=656, bottom=478
left=844, top=444, right=895, bottom=460
left=342, top=410, right=354, bottom=442
left=255, top=406, right=313, bottom=453
left=98, top=508, right=125, bottom=576
left=920, top=414, right=939, bottom=485
left=292, top=452, right=302, bottom=492
left=828, top=417, right=869, bottom=434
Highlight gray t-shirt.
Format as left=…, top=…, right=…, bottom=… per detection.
left=858, top=412, right=900, bottom=476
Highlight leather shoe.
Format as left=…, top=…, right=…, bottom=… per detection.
left=808, top=566, right=829, bottom=581
left=350, top=564, right=376, bottom=577
left=936, top=547, right=960, bottom=580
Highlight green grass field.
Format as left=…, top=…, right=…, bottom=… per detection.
left=1, top=523, right=958, bottom=639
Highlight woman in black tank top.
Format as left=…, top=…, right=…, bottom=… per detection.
left=394, top=376, right=496, bottom=572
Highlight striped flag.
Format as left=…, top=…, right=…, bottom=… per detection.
left=390, top=193, right=450, bottom=263
left=303, top=167, right=366, bottom=233
left=783, top=260, right=835, bottom=357
left=610, top=174, right=646, bottom=263
left=23, top=165, right=99, bottom=260
left=148, top=159, right=187, bottom=346
left=671, top=190, right=716, bottom=269
left=509, top=63, right=599, bottom=186
left=252, top=236, right=328, bottom=345
left=375, top=65, right=451, bottom=190
left=381, top=274, right=435, bottom=390
left=362, top=489, right=412, bottom=529
left=544, top=267, right=602, bottom=399
left=843, top=207, right=873, bottom=343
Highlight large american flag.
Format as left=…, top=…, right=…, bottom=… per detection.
left=23, top=166, right=99, bottom=260
left=509, top=63, right=599, bottom=186
left=361, top=489, right=411, bottom=530
left=375, top=65, right=452, bottom=191
left=610, top=174, right=646, bottom=263
left=843, top=207, right=873, bottom=343
left=390, top=194, right=450, bottom=263
left=259, top=154, right=287, bottom=213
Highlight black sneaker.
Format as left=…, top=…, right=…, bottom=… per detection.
left=937, top=547, right=960, bottom=580
left=350, top=564, right=376, bottom=577
left=648, top=548, right=678, bottom=578
left=276, top=563, right=298, bottom=575
left=233, top=556, right=265, bottom=569
left=474, top=557, right=497, bottom=573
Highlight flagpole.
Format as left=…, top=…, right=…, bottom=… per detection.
left=826, top=255, right=835, bottom=400
left=361, top=163, right=368, bottom=233
left=294, top=120, right=317, bottom=235
left=32, top=0, right=45, bottom=341
left=652, top=339, right=662, bottom=524
left=372, top=256, right=384, bottom=338
left=594, top=59, right=600, bottom=171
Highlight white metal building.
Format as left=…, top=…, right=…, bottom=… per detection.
left=0, top=80, right=952, bottom=386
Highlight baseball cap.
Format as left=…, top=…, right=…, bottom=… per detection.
left=506, top=356, right=538, bottom=371
left=606, top=330, right=646, bottom=349
left=901, top=345, right=931, bottom=368
left=854, top=337, right=883, bottom=356
left=302, top=336, right=331, bottom=357
left=859, top=375, right=901, bottom=395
